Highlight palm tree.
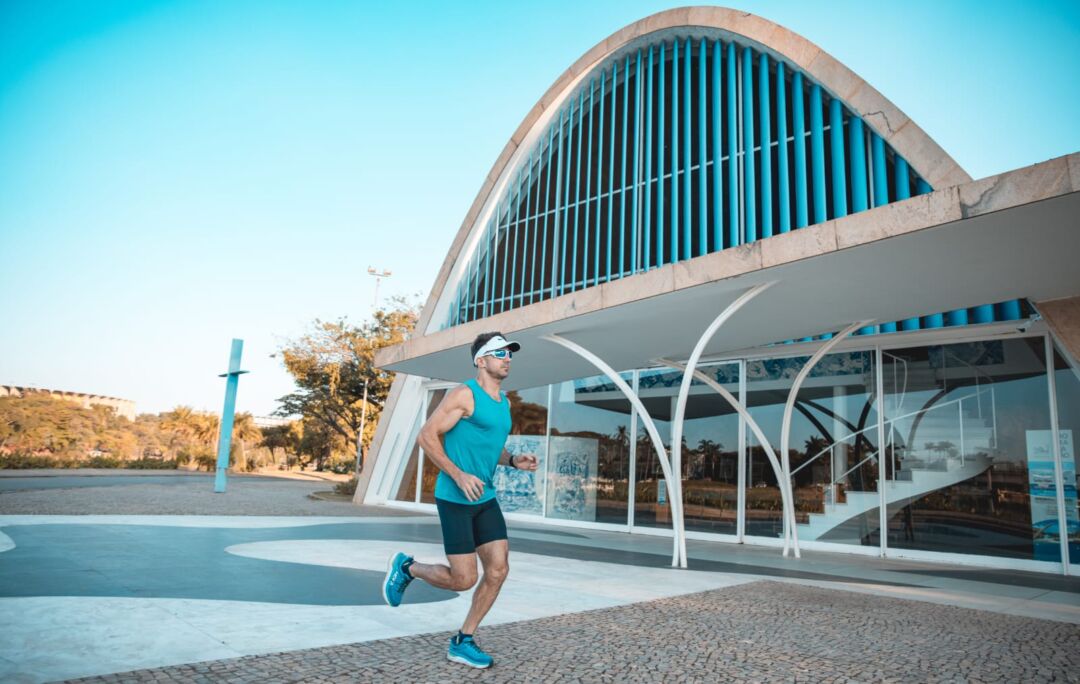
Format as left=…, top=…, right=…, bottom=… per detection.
left=231, top=413, right=262, bottom=470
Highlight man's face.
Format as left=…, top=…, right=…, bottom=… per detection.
left=478, top=348, right=511, bottom=379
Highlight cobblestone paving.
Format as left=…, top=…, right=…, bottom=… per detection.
left=65, top=581, right=1080, bottom=683
left=0, top=474, right=413, bottom=517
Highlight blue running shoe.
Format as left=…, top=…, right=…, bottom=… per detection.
left=447, top=635, right=493, bottom=669
left=382, top=552, right=413, bottom=607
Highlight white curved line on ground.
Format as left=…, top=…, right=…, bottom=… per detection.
left=0, top=515, right=437, bottom=529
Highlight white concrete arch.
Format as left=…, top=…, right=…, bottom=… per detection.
left=541, top=333, right=686, bottom=568
left=779, top=320, right=872, bottom=558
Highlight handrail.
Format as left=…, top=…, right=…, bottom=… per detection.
left=790, top=386, right=995, bottom=478
left=833, top=450, right=879, bottom=487
left=882, top=351, right=909, bottom=416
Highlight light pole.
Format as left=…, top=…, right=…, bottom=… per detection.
left=354, top=378, right=368, bottom=476
left=368, top=266, right=392, bottom=310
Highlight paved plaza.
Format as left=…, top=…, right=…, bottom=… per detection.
left=2, top=472, right=1079, bottom=683
left=63, top=583, right=1080, bottom=684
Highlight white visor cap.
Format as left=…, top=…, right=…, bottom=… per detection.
left=473, top=335, right=522, bottom=366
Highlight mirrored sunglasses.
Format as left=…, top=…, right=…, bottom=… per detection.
left=485, top=349, right=513, bottom=360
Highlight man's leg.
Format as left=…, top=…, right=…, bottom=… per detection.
left=409, top=554, right=478, bottom=592
left=461, top=539, right=509, bottom=635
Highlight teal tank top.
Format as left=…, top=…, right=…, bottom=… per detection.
left=434, top=378, right=512, bottom=505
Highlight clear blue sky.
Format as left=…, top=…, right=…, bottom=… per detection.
left=1, top=1, right=1078, bottom=417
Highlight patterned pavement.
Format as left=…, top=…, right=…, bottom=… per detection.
left=63, top=581, right=1080, bottom=683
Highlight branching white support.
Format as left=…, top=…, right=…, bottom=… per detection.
left=660, top=357, right=790, bottom=556
left=542, top=333, right=685, bottom=568
left=669, top=282, right=775, bottom=567
left=780, top=320, right=872, bottom=558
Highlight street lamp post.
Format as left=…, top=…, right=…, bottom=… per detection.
left=354, top=379, right=368, bottom=476
left=355, top=266, right=391, bottom=478
left=368, top=266, right=392, bottom=309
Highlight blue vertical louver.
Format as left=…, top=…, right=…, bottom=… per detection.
left=446, top=36, right=1019, bottom=337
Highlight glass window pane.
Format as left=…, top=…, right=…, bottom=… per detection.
left=883, top=338, right=1055, bottom=561
left=634, top=364, right=741, bottom=534
left=548, top=373, right=632, bottom=524
left=1050, top=343, right=1080, bottom=564
left=493, top=386, right=549, bottom=516
left=745, top=351, right=878, bottom=547
left=420, top=389, right=447, bottom=504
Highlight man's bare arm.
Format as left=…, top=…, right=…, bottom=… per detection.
left=417, top=385, right=487, bottom=501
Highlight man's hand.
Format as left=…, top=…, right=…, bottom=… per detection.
left=512, top=453, right=540, bottom=471
left=454, top=472, right=485, bottom=501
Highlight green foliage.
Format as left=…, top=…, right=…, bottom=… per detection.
left=0, top=453, right=179, bottom=470
left=0, top=393, right=286, bottom=471
left=335, top=475, right=359, bottom=496
left=274, top=296, right=420, bottom=471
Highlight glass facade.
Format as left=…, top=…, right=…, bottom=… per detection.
left=396, top=332, right=1080, bottom=570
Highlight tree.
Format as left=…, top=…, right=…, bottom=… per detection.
left=274, top=296, right=420, bottom=469
left=260, top=421, right=302, bottom=468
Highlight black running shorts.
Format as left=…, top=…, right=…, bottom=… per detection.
left=435, top=497, right=508, bottom=555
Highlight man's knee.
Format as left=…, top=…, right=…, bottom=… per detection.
left=450, top=570, right=478, bottom=591
left=484, top=560, right=509, bottom=584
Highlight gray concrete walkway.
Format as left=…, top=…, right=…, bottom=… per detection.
left=1, top=472, right=1078, bottom=682
left=62, top=582, right=1080, bottom=684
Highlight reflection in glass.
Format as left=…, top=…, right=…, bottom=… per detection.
left=394, top=410, right=422, bottom=502
left=883, top=338, right=1053, bottom=560
left=1050, top=344, right=1080, bottom=564
left=634, top=365, right=741, bottom=534
left=494, top=386, right=549, bottom=516
left=745, top=351, right=879, bottom=546
left=547, top=374, right=632, bottom=524
left=420, top=389, right=447, bottom=504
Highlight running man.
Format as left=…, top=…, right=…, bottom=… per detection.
left=382, top=332, right=538, bottom=669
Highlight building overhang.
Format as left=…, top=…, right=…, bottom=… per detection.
left=377, top=154, right=1080, bottom=391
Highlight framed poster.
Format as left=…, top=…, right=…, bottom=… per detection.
left=493, top=434, right=545, bottom=515
left=545, top=436, right=598, bottom=522
left=1026, top=429, right=1077, bottom=560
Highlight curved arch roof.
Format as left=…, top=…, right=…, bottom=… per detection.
left=377, top=9, right=1078, bottom=388
left=415, top=7, right=972, bottom=338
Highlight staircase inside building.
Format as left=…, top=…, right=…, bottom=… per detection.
left=796, top=354, right=997, bottom=542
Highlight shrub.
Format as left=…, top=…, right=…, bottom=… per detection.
left=335, top=476, right=358, bottom=496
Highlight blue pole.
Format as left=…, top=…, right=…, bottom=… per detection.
left=999, top=299, right=1023, bottom=321
left=619, top=56, right=629, bottom=278
left=683, top=38, right=692, bottom=259
left=540, top=123, right=555, bottom=302
left=657, top=43, right=666, bottom=266
left=595, top=71, right=605, bottom=286
left=711, top=40, right=722, bottom=251
left=571, top=90, right=584, bottom=291
left=775, top=61, right=790, bottom=234
left=560, top=101, right=573, bottom=295
left=699, top=38, right=708, bottom=255
left=849, top=117, right=867, bottom=213
left=631, top=49, right=643, bottom=275
left=809, top=84, right=826, bottom=224
left=758, top=52, right=772, bottom=239
left=792, top=72, right=808, bottom=229
left=829, top=98, right=847, bottom=218
left=726, top=42, right=738, bottom=249
left=672, top=39, right=680, bottom=262
left=582, top=81, right=595, bottom=288
left=643, top=47, right=654, bottom=270
left=742, top=46, right=756, bottom=243
left=972, top=303, right=995, bottom=324
left=214, top=339, right=248, bottom=493
left=607, top=62, right=617, bottom=282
